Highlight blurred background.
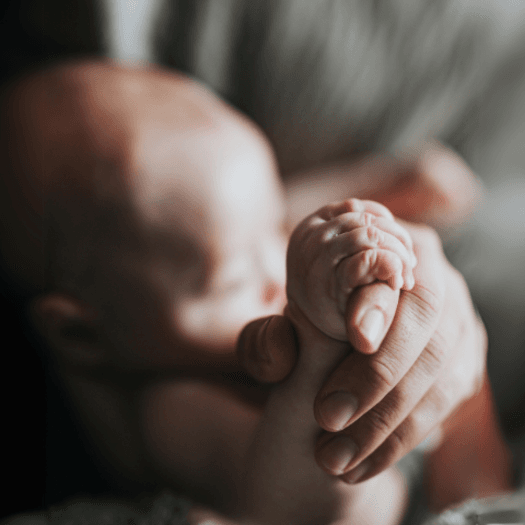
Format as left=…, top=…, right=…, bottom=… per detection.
left=3, top=0, right=525, bottom=518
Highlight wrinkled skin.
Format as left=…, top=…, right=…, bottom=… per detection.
left=235, top=146, right=511, bottom=513
left=239, top=222, right=486, bottom=480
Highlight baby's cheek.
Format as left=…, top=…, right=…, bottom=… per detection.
left=174, top=289, right=284, bottom=352
left=174, top=299, right=237, bottom=351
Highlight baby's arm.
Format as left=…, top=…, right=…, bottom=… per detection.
left=236, top=199, right=416, bottom=525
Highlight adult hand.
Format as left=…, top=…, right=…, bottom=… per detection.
left=237, top=221, right=487, bottom=483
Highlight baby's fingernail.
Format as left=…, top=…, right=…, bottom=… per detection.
left=360, top=308, right=384, bottom=346
left=318, top=435, right=358, bottom=475
left=319, top=391, right=358, bottom=431
left=411, top=252, right=418, bottom=267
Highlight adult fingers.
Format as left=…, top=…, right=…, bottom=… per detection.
left=315, top=232, right=487, bottom=482
left=316, top=276, right=462, bottom=477
left=345, top=282, right=400, bottom=355
left=337, top=378, right=462, bottom=485
left=338, top=321, right=485, bottom=486
left=236, top=315, right=298, bottom=384
left=314, top=224, right=445, bottom=434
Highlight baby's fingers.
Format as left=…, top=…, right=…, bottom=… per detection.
left=325, top=214, right=414, bottom=256
left=317, top=198, right=395, bottom=222
left=330, top=225, right=416, bottom=286
left=335, top=248, right=407, bottom=300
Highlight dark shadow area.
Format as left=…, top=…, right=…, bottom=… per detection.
left=0, top=265, right=112, bottom=520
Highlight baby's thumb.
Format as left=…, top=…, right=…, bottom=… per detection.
left=345, top=283, right=400, bottom=354
left=236, top=315, right=298, bottom=383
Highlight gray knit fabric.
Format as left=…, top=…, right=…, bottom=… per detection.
left=1, top=492, right=191, bottom=525
left=152, top=0, right=503, bottom=174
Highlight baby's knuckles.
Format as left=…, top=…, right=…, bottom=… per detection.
left=364, top=224, right=384, bottom=246
left=287, top=199, right=412, bottom=341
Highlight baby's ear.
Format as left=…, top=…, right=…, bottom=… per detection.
left=29, top=293, right=107, bottom=367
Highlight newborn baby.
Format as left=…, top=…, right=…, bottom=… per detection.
left=3, top=59, right=415, bottom=524
left=235, top=199, right=416, bottom=525
left=0, top=59, right=287, bottom=504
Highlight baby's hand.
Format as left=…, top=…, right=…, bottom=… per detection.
left=287, top=198, right=417, bottom=344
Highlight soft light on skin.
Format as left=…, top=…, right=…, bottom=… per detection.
left=166, top=125, right=288, bottom=351
left=4, top=61, right=290, bottom=507
left=0, top=61, right=287, bottom=372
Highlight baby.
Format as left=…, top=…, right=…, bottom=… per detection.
left=2, top=60, right=413, bottom=523
left=1, top=59, right=287, bottom=502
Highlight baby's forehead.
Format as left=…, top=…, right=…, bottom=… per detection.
left=10, top=61, right=276, bottom=181
left=9, top=62, right=217, bottom=162
left=134, top=125, right=282, bottom=232
left=125, top=92, right=282, bottom=236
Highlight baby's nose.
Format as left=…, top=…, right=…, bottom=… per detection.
left=258, top=236, right=287, bottom=309
left=263, top=281, right=281, bottom=304
left=262, top=279, right=286, bottom=310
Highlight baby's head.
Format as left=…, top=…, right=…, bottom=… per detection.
left=0, top=61, right=287, bottom=372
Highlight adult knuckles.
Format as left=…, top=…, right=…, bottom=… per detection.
left=406, top=281, right=444, bottom=329
left=405, top=225, right=447, bottom=319
left=384, top=411, right=430, bottom=459
left=380, top=425, right=408, bottom=468
left=441, top=278, right=487, bottom=399
left=419, top=330, right=450, bottom=377
left=361, top=402, right=399, bottom=444
left=355, top=431, right=405, bottom=482
left=366, top=409, right=436, bottom=479
left=366, top=354, right=400, bottom=391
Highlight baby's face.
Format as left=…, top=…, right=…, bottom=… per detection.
left=11, top=62, right=287, bottom=371
left=114, top=103, right=288, bottom=368
left=167, top=127, right=288, bottom=352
